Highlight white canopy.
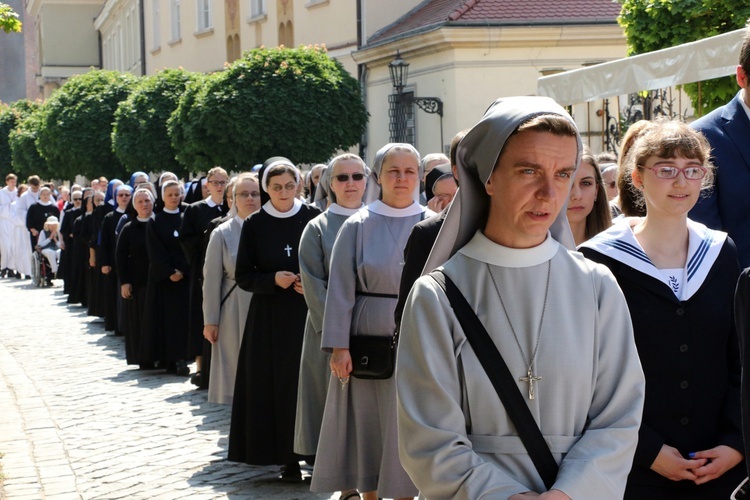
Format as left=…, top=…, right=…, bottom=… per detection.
left=537, top=29, right=744, bottom=106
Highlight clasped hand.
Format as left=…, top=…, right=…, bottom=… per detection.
left=275, top=271, right=304, bottom=295
left=651, top=444, right=743, bottom=485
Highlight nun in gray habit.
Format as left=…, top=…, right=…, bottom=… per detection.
left=310, top=143, right=427, bottom=499
left=294, top=155, right=366, bottom=457
left=396, top=96, right=646, bottom=499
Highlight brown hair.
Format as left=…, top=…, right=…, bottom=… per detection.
left=741, top=18, right=750, bottom=77
left=579, top=147, right=612, bottom=239
left=515, top=114, right=578, bottom=138
left=266, top=164, right=299, bottom=185
left=27, top=175, right=40, bottom=187
left=616, top=120, right=651, bottom=217
left=6, top=173, right=17, bottom=181
left=207, top=166, right=228, bottom=180
left=625, top=120, right=714, bottom=211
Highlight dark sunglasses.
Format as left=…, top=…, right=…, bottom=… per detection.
left=333, top=173, right=365, bottom=182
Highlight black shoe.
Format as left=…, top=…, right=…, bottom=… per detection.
left=1, top=268, right=7, bottom=278
left=175, top=360, right=190, bottom=377
left=190, top=372, right=202, bottom=387
left=279, top=462, right=302, bottom=483
left=138, top=362, right=156, bottom=370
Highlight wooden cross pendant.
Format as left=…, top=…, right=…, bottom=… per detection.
left=519, top=367, right=542, bottom=400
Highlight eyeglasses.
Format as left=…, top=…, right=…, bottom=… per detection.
left=72, top=197, right=82, bottom=201
left=237, top=191, right=261, bottom=199
left=642, top=165, right=707, bottom=180
left=333, top=173, right=366, bottom=182
left=117, top=193, right=131, bottom=197
left=606, top=181, right=616, bottom=189
left=270, top=183, right=297, bottom=192
left=208, top=180, right=228, bottom=186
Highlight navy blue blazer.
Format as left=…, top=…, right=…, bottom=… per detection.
left=690, top=92, right=750, bottom=267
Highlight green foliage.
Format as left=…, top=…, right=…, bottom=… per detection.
left=618, top=0, right=750, bottom=114
left=0, top=100, right=37, bottom=174
left=0, top=3, right=22, bottom=33
left=9, top=103, right=51, bottom=180
left=37, top=70, right=140, bottom=181
left=169, top=45, right=368, bottom=168
left=167, top=73, right=216, bottom=173
left=113, top=68, right=201, bottom=178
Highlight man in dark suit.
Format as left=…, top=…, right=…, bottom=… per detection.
left=690, top=23, right=750, bottom=268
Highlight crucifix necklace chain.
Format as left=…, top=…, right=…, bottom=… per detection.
left=486, top=261, right=551, bottom=400
left=383, top=218, right=405, bottom=266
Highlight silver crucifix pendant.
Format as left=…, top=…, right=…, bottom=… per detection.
left=519, top=367, right=542, bottom=400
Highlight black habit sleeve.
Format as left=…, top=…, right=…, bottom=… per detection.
left=146, top=219, right=177, bottom=283
left=235, top=213, right=280, bottom=294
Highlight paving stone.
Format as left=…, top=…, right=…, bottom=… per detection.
left=0, top=280, right=338, bottom=499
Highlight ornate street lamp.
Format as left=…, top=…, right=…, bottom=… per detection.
left=389, top=51, right=409, bottom=93
left=387, top=51, right=444, bottom=146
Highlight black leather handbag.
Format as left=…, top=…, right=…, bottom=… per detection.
left=349, top=334, right=397, bottom=379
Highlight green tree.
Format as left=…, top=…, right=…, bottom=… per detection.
left=169, top=45, right=368, bottom=168
left=618, top=0, right=750, bottom=114
left=37, top=70, right=140, bottom=180
left=9, top=103, right=51, bottom=180
left=167, top=72, right=215, bottom=174
left=113, top=68, right=201, bottom=178
left=0, top=99, right=37, bottom=174
left=0, top=3, right=22, bottom=33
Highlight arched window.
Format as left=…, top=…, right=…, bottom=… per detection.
left=286, top=20, right=293, bottom=47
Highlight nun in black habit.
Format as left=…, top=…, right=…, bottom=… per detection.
left=228, top=157, right=321, bottom=480
left=179, top=167, right=229, bottom=386
left=145, top=180, right=191, bottom=375
left=61, top=191, right=83, bottom=294
left=116, top=188, right=156, bottom=367
left=87, top=190, right=108, bottom=317
left=99, top=184, right=132, bottom=333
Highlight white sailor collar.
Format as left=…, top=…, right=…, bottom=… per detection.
left=206, top=196, right=220, bottom=208
left=367, top=200, right=426, bottom=218
left=328, top=203, right=363, bottom=217
left=262, top=197, right=303, bottom=218
left=580, top=217, right=727, bottom=301
left=115, top=207, right=126, bottom=213
left=459, top=230, right=559, bottom=268
left=162, top=207, right=180, bottom=214
left=234, top=214, right=246, bottom=225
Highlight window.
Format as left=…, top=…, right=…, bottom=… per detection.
left=152, top=0, right=161, bottom=50
left=170, top=0, right=181, bottom=40
left=250, top=0, right=265, bottom=18
left=197, top=0, right=211, bottom=31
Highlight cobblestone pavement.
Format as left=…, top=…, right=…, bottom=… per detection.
left=0, top=278, right=337, bottom=499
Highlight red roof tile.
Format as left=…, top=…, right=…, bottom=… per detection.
left=368, top=0, right=621, bottom=45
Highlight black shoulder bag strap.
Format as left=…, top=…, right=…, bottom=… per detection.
left=431, top=270, right=559, bottom=490
left=220, top=283, right=238, bottom=308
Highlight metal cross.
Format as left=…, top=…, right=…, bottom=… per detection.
left=284, top=244, right=292, bottom=257
left=519, top=367, right=542, bottom=400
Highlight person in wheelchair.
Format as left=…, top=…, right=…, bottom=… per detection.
left=36, top=215, right=63, bottom=286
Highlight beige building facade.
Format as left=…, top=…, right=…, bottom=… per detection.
left=27, top=0, right=636, bottom=164
left=94, top=0, right=144, bottom=74
left=142, top=0, right=417, bottom=80
left=26, top=0, right=105, bottom=97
